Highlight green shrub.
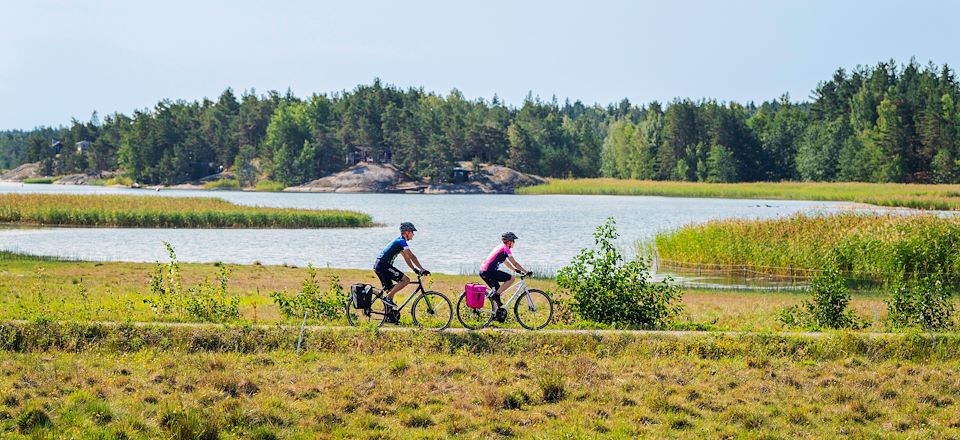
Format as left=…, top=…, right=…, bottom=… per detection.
left=556, top=217, right=683, bottom=328
left=887, top=273, right=956, bottom=331
left=270, top=266, right=344, bottom=321
left=144, top=242, right=240, bottom=322
left=778, top=267, right=866, bottom=330
left=160, top=407, right=219, bottom=440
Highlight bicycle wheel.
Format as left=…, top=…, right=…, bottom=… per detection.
left=455, top=292, right=495, bottom=330
left=411, top=291, right=453, bottom=330
left=514, top=289, right=553, bottom=330
left=345, top=293, right=388, bottom=327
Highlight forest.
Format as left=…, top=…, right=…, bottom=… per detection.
left=2, top=59, right=959, bottom=186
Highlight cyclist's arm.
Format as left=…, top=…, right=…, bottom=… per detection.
left=506, top=255, right=526, bottom=274
left=401, top=249, right=426, bottom=273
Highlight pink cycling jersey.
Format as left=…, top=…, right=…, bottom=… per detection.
left=480, top=244, right=512, bottom=272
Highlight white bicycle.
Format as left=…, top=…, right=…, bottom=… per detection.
left=455, top=272, right=553, bottom=330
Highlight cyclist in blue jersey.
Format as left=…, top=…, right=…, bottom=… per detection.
left=479, top=232, right=527, bottom=321
left=374, top=222, right=430, bottom=314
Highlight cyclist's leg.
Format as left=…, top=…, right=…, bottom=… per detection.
left=492, top=270, right=515, bottom=296
left=384, top=266, right=409, bottom=302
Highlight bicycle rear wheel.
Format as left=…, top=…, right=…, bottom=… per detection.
left=345, top=293, right=388, bottom=327
left=514, top=289, right=553, bottom=330
left=455, top=292, right=495, bottom=330
left=412, top=291, right=453, bottom=330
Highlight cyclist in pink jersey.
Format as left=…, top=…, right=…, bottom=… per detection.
left=479, top=232, right=528, bottom=319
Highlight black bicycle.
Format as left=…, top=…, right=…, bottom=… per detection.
left=345, top=273, right=453, bottom=330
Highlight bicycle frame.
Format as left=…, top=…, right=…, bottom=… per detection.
left=375, top=276, right=425, bottom=312
left=496, top=275, right=539, bottom=312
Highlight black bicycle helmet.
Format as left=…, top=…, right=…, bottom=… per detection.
left=400, top=222, right=417, bottom=232
left=501, top=232, right=518, bottom=241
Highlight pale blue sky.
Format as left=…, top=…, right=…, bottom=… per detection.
left=2, top=0, right=957, bottom=130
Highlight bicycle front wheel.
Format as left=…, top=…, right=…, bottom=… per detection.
left=411, top=291, right=453, bottom=330
left=456, top=292, right=495, bottom=330
left=514, top=289, right=553, bottom=330
left=345, top=294, right=387, bottom=327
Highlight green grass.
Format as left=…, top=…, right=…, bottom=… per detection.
left=253, top=180, right=285, bottom=192
left=654, top=213, right=960, bottom=282
left=202, top=179, right=241, bottom=190
left=0, top=194, right=372, bottom=228
left=21, top=177, right=55, bottom=184
left=520, top=178, right=960, bottom=210
left=0, top=252, right=937, bottom=332
left=1, top=324, right=960, bottom=437
left=91, top=176, right=135, bottom=186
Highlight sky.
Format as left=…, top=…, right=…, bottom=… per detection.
left=1, top=0, right=958, bottom=130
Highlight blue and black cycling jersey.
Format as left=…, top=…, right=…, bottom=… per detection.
left=374, top=236, right=408, bottom=270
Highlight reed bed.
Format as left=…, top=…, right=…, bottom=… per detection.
left=0, top=194, right=372, bottom=228
left=520, top=178, right=960, bottom=210
left=654, top=213, right=960, bottom=280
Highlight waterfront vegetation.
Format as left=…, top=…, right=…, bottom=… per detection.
left=654, top=213, right=960, bottom=281
left=2, top=324, right=960, bottom=438
left=0, top=194, right=372, bottom=228
left=253, top=180, right=285, bottom=192
left=201, top=179, right=241, bottom=190
left=20, top=177, right=55, bottom=184
left=521, top=179, right=960, bottom=211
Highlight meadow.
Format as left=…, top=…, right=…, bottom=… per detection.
left=0, top=252, right=904, bottom=331
left=1, top=323, right=960, bottom=438
left=653, top=213, right=960, bottom=281
left=0, top=194, right=372, bottom=228
left=519, top=178, right=960, bottom=211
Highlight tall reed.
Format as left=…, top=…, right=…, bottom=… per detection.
left=654, top=213, right=960, bottom=280
left=0, top=194, right=372, bottom=228
left=520, top=179, right=960, bottom=211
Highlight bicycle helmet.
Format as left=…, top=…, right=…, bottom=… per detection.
left=400, top=222, right=417, bottom=232
left=501, top=232, right=518, bottom=241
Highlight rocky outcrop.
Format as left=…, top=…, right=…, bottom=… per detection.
left=0, top=162, right=41, bottom=181
left=286, top=162, right=545, bottom=194
left=284, top=163, right=421, bottom=193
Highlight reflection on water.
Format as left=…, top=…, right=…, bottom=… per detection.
left=0, top=183, right=851, bottom=275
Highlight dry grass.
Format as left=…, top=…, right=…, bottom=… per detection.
left=1, top=342, right=959, bottom=438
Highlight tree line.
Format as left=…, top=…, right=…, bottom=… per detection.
left=3, top=59, right=960, bottom=186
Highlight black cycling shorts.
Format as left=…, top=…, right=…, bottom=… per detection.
left=375, top=265, right=404, bottom=290
left=479, top=270, right=511, bottom=290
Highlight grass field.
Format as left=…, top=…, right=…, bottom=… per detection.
left=0, top=251, right=912, bottom=332
left=0, top=194, right=372, bottom=228
left=654, top=213, right=960, bottom=281
left=519, top=178, right=960, bottom=210
left=1, top=323, right=960, bottom=438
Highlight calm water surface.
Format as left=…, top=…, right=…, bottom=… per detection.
left=0, top=183, right=850, bottom=274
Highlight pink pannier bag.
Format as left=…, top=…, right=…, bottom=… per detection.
left=464, top=284, right=487, bottom=308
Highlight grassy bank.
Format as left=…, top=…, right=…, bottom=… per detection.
left=654, top=213, right=960, bottom=281
left=1, top=323, right=960, bottom=438
left=520, top=178, right=960, bottom=210
left=0, top=194, right=372, bottom=228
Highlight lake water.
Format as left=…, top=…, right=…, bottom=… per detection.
left=0, top=183, right=851, bottom=275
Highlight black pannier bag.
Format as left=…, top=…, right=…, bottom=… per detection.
left=351, top=284, right=373, bottom=309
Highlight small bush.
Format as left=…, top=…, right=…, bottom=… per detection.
left=887, top=273, right=956, bottom=331
left=144, top=243, right=240, bottom=322
left=388, top=358, right=410, bottom=376
left=778, top=267, right=866, bottom=330
left=557, top=217, right=683, bottom=328
left=270, top=266, right=344, bottom=321
left=22, top=177, right=55, bottom=184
